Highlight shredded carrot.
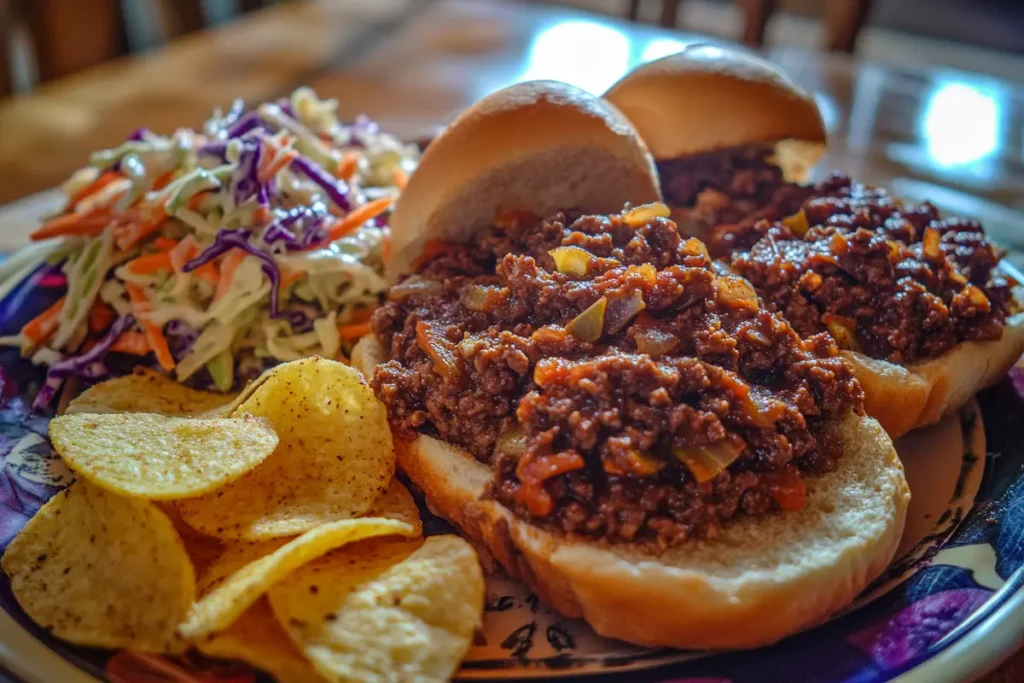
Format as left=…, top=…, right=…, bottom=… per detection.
left=125, top=283, right=175, bottom=372
left=31, top=208, right=113, bottom=241
left=88, top=302, right=117, bottom=334
left=213, top=250, right=247, bottom=302
left=153, top=237, right=179, bottom=251
left=125, top=251, right=173, bottom=275
left=392, top=167, right=409, bottom=190
left=335, top=353, right=350, bottom=365
left=115, top=203, right=168, bottom=251
left=335, top=152, right=361, bottom=182
left=253, top=206, right=271, bottom=225
left=171, top=237, right=219, bottom=284
left=348, top=307, right=374, bottom=324
left=259, top=149, right=298, bottom=182
left=108, top=331, right=151, bottom=356
left=279, top=269, right=305, bottom=293
left=152, top=170, right=176, bottom=191
left=20, top=296, right=66, bottom=344
left=337, top=321, right=372, bottom=340
left=321, top=197, right=395, bottom=244
left=68, top=171, right=122, bottom=210
left=186, top=192, right=209, bottom=212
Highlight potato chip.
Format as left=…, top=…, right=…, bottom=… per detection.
left=1, top=480, right=195, bottom=652
left=179, top=517, right=415, bottom=640
left=268, top=535, right=484, bottom=683
left=49, top=413, right=279, bottom=500
left=177, top=358, right=395, bottom=540
left=198, top=598, right=323, bottom=683
left=159, top=503, right=224, bottom=578
left=65, top=369, right=236, bottom=416
left=364, top=479, right=423, bottom=536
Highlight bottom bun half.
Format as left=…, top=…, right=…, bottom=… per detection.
left=845, top=311, right=1024, bottom=438
left=353, top=337, right=910, bottom=650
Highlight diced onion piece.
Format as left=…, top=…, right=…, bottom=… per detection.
left=674, top=440, right=745, bottom=483
left=682, top=237, right=710, bottom=260
left=923, top=227, right=942, bottom=259
left=965, top=284, right=990, bottom=307
left=714, top=276, right=759, bottom=310
left=415, top=320, right=458, bottom=379
left=621, top=202, right=670, bottom=228
left=388, top=277, right=444, bottom=301
left=548, top=246, right=591, bottom=276
left=822, top=313, right=861, bottom=352
left=605, top=290, right=646, bottom=334
left=496, top=424, right=527, bottom=457
left=634, top=326, right=678, bottom=357
left=463, top=284, right=503, bottom=311
left=782, top=210, right=810, bottom=237
left=566, top=297, right=607, bottom=342
left=609, top=449, right=663, bottom=477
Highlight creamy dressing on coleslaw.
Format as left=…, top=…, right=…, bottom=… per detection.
left=3, top=88, right=418, bottom=409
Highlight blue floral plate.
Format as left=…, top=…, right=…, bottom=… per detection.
left=1, top=247, right=1023, bottom=683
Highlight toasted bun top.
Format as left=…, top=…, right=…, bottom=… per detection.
left=386, top=80, right=661, bottom=277
left=604, top=44, right=827, bottom=177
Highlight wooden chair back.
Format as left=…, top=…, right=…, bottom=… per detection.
left=0, top=0, right=272, bottom=98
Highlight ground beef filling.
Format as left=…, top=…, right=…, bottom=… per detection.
left=371, top=210, right=864, bottom=547
left=658, top=144, right=813, bottom=256
left=729, top=174, right=1012, bottom=364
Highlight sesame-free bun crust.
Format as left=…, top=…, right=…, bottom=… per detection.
left=352, top=336, right=909, bottom=650
left=604, top=44, right=827, bottom=180
left=386, top=80, right=661, bottom=277
left=845, top=311, right=1024, bottom=438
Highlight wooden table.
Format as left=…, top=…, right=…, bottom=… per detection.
left=0, top=0, right=1021, bottom=680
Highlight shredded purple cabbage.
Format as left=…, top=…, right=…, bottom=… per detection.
left=287, top=309, right=315, bottom=333
left=126, top=127, right=151, bottom=142
left=165, top=320, right=200, bottom=360
left=32, top=314, right=135, bottom=411
left=184, top=228, right=281, bottom=317
left=229, top=142, right=263, bottom=208
left=289, top=155, right=351, bottom=211
left=276, top=98, right=294, bottom=118
left=227, top=111, right=263, bottom=138
left=198, top=141, right=228, bottom=158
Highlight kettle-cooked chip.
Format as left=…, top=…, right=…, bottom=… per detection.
left=268, top=535, right=484, bottom=683
left=49, top=413, right=278, bottom=500
left=177, top=358, right=395, bottom=540
left=65, top=369, right=236, bottom=416
left=1, top=480, right=195, bottom=652
left=197, top=598, right=323, bottom=683
left=364, top=479, right=423, bottom=536
left=180, top=517, right=416, bottom=640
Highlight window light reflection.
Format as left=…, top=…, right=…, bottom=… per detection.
left=921, top=82, right=1001, bottom=168
left=518, top=20, right=631, bottom=95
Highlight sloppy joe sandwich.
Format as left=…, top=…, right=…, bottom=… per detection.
left=606, top=47, right=1024, bottom=438
left=353, top=80, right=909, bottom=650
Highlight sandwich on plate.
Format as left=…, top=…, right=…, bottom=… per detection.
left=605, top=45, right=1024, bottom=438
left=353, top=79, right=910, bottom=649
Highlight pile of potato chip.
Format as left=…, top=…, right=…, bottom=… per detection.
left=1, top=358, right=485, bottom=683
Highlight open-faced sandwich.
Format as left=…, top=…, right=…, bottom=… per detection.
left=605, top=46, right=1024, bottom=438
left=353, top=80, right=909, bottom=649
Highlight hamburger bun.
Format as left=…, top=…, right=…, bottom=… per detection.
left=604, top=44, right=827, bottom=181
left=358, top=79, right=909, bottom=649
left=843, top=311, right=1024, bottom=438
left=607, top=47, right=1024, bottom=438
left=353, top=335, right=909, bottom=649
left=385, top=80, right=661, bottom=277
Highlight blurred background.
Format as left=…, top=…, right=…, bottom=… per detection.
left=3, top=0, right=1024, bottom=92
left=1, top=0, right=1023, bottom=263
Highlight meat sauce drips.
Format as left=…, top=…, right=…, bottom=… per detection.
left=371, top=208, right=863, bottom=547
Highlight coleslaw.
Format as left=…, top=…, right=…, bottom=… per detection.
left=0, top=88, right=419, bottom=410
